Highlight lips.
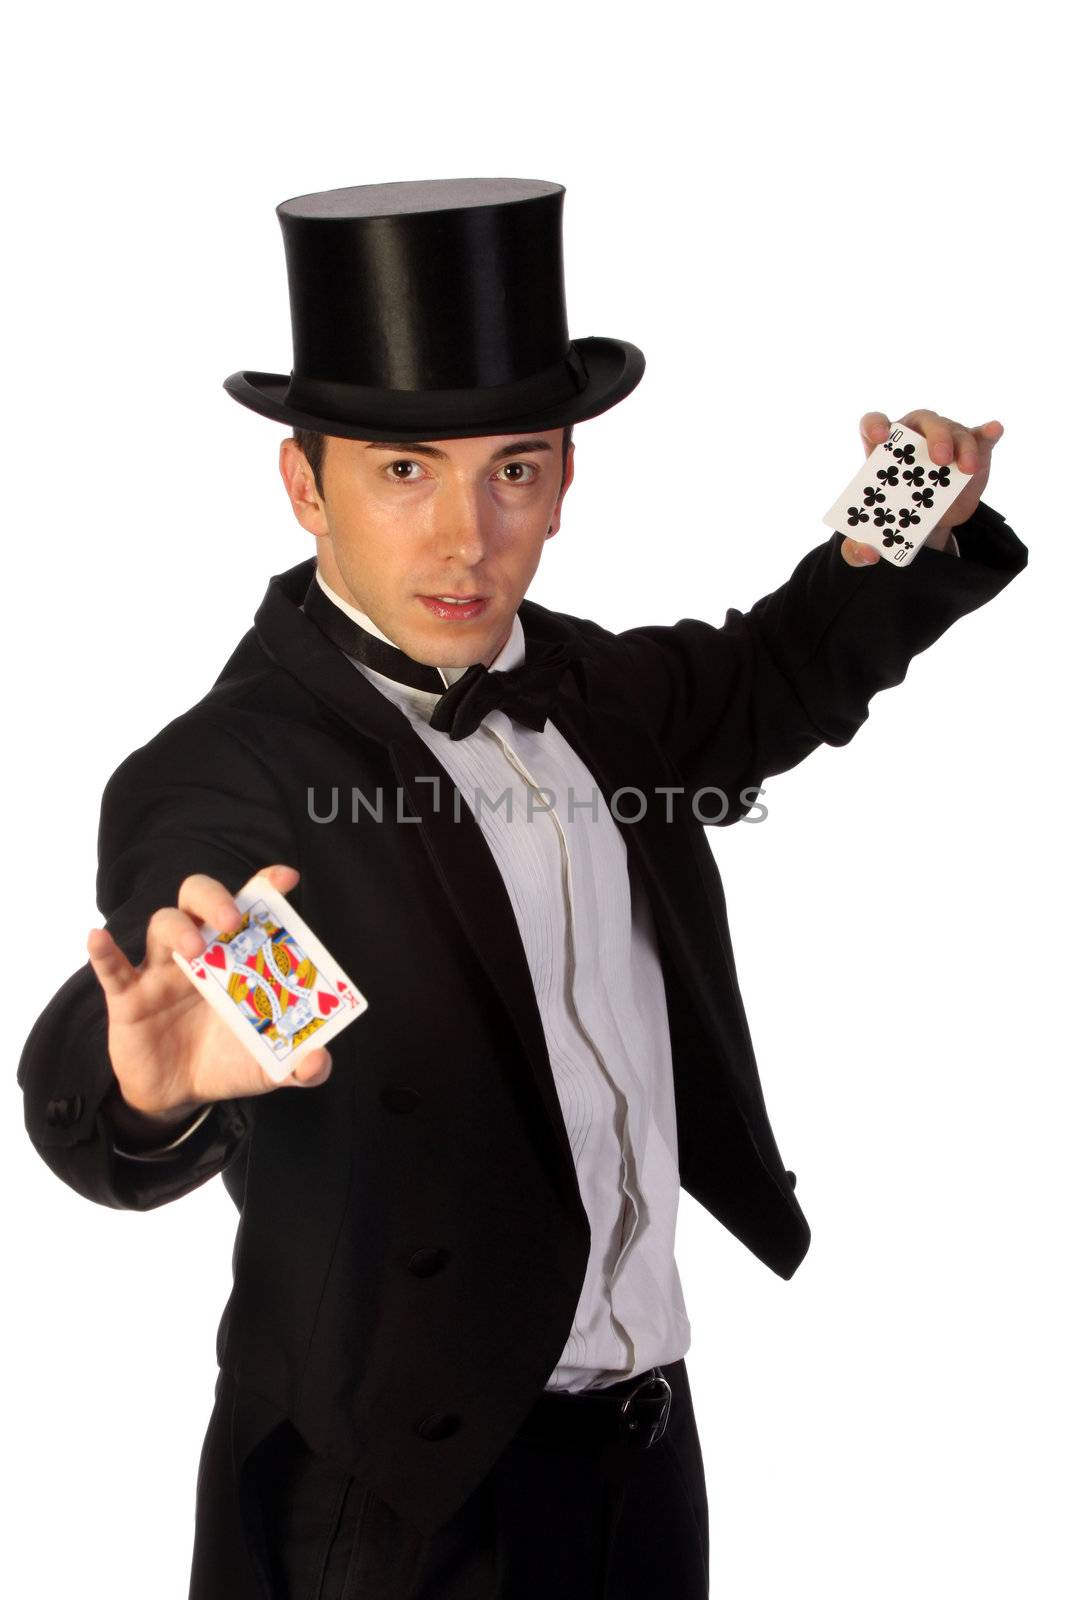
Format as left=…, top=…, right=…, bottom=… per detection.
left=417, top=595, right=489, bottom=620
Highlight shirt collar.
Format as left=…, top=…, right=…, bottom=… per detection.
left=312, top=568, right=526, bottom=704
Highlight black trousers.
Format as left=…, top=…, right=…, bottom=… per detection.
left=243, top=1358, right=709, bottom=1599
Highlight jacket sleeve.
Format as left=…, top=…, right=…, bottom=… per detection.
left=16, top=710, right=300, bottom=1210
left=610, top=499, right=1028, bottom=823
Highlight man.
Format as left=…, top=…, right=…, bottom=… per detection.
left=18, top=178, right=1027, bottom=1600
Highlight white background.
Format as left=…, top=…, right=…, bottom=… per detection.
left=6, top=1, right=1062, bottom=1595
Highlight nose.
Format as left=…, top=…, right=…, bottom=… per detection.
left=429, top=477, right=493, bottom=569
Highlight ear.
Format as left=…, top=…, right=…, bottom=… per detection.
left=279, top=438, right=329, bottom=537
left=550, top=437, right=576, bottom=534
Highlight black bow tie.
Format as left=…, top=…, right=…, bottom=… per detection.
left=301, top=573, right=589, bottom=740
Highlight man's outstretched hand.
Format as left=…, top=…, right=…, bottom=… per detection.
left=840, top=409, right=1005, bottom=567
left=87, top=864, right=333, bottom=1131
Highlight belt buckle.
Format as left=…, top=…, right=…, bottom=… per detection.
left=618, top=1368, right=672, bottom=1450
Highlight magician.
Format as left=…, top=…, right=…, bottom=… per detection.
left=17, top=177, right=1028, bottom=1600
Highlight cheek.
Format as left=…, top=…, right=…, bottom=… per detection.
left=506, top=537, right=551, bottom=592
left=337, top=515, right=401, bottom=577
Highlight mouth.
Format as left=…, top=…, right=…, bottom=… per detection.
left=417, top=594, right=490, bottom=621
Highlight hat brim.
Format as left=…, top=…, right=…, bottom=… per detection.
left=222, top=336, right=644, bottom=441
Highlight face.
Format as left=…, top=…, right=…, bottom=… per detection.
left=279, top=429, right=575, bottom=669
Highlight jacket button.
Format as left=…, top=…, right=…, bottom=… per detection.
left=381, top=1086, right=422, bottom=1114
left=46, top=1095, right=82, bottom=1128
left=407, top=1246, right=450, bottom=1278
left=416, top=1412, right=461, bottom=1441
left=785, top=1170, right=797, bottom=1190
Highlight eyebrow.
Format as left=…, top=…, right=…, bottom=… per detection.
left=363, top=439, right=555, bottom=461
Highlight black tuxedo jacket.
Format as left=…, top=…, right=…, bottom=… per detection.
left=18, top=503, right=1026, bottom=1598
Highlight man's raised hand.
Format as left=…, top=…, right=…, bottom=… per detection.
left=839, top=409, right=1004, bottom=566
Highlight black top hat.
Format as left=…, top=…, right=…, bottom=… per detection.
left=223, top=177, right=645, bottom=441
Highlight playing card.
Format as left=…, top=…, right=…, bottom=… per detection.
left=822, top=420, right=971, bottom=566
left=172, top=872, right=368, bottom=1082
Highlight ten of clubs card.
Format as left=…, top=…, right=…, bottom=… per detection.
left=822, top=420, right=969, bottom=566
left=172, top=872, right=369, bottom=1082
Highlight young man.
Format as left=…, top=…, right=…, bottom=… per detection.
left=18, top=178, right=1026, bottom=1600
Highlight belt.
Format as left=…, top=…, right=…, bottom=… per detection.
left=515, top=1364, right=675, bottom=1453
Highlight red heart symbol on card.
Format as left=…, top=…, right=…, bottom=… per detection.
left=318, top=992, right=339, bottom=1017
left=205, top=945, right=226, bottom=970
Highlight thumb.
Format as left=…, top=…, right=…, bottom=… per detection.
left=841, top=536, right=880, bottom=567
left=285, top=1048, right=333, bottom=1089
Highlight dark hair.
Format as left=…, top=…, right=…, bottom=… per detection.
left=292, top=423, right=574, bottom=499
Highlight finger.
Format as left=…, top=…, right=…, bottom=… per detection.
left=914, top=412, right=957, bottom=466
left=897, top=407, right=946, bottom=459
left=260, top=864, right=301, bottom=889
left=176, top=872, right=247, bottom=935
left=144, top=905, right=214, bottom=967
left=899, top=408, right=994, bottom=469
left=86, top=926, right=140, bottom=999
left=898, top=407, right=942, bottom=434
left=175, top=866, right=300, bottom=937
left=949, top=425, right=982, bottom=473
left=841, top=536, right=879, bottom=567
left=859, top=412, right=891, bottom=456
left=944, top=420, right=1003, bottom=474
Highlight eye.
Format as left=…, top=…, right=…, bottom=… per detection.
left=496, top=461, right=538, bottom=485
left=384, top=459, right=426, bottom=483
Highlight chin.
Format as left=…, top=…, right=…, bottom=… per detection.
left=402, top=630, right=479, bottom=666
